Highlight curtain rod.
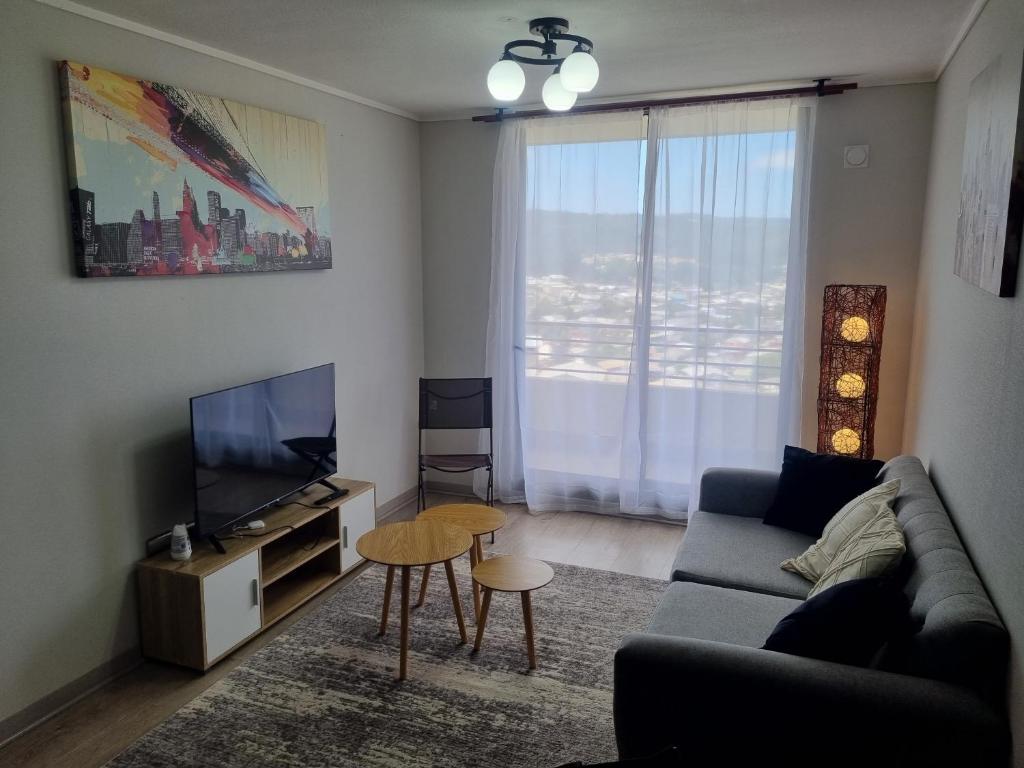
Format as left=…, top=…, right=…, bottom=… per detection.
left=471, top=80, right=857, bottom=123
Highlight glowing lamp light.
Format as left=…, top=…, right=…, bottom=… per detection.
left=559, top=49, right=600, bottom=92
left=841, top=316, right=870, bottom=342
left=542, top=72, right=578, bottom=111
left=487, top=58, right=526, bottom=101
left=835, top=372, right=866, bottom=399
left=831, top=428, right=862, bottom=455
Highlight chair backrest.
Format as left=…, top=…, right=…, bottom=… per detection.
left=419, top=378, right=492, bottom=431
left=879, top=456, right=1008, bottom=706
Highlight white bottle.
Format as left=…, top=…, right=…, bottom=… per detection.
left=170, top=524, right=193, bottom=561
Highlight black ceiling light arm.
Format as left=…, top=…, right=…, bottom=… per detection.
left=499, top=17, right=594, bottom=67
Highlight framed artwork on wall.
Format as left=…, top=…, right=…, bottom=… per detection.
left=59, top=61, right=332, bottom=278
left=953, top=50, right=1024, bottom=297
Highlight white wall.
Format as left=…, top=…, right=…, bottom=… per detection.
left=802, top=84, right=935, bottom=457
left=420, top=84, right=934, bottom=491
left=0, top=0, right=423, bottom=728
left=903, top=0, right=1024, bottom=760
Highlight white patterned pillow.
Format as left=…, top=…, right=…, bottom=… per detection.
left=781, top=479, right=901, bottom=583
left=808, top=503, right=906, bottom=597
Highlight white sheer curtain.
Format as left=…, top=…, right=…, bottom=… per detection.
left=482, top=97, right=815, bottom=519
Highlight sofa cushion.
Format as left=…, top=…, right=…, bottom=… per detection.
left=672, top=511, right=814, bottom=599
left=782, top=478, right=901, bottom=582
left=648, top=581, right=801, bottom=649
left=763, top=577, right=910, bottom=666
left=809, top=503, right=905, bottom=597
left=763, top=445, right=884, bottom=536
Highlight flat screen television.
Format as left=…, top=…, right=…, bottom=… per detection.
left=189, top=364, right=342, bottom=544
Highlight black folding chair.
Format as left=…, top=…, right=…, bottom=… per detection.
left=418, top=377, right=493, bottom=513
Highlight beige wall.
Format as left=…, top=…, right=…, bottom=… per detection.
left=903, top=0, right=1024, bottom=760
left=802, top=85, right=935, bottom=458
left=0, top=0, right=423, bottom=727
left=420, top=84, right=934, bottom=491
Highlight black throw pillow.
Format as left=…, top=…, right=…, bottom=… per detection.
left=762, top=577, right=909, bottom=667
left=763, top=445, right=884, bottom=536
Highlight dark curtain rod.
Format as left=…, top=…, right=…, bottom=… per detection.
left=471, top=80, right=857, bottom=123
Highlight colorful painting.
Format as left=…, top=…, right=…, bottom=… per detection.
left=954, top=50, right=1024, bottom=297
left=59, top=61, right=331, bottom=277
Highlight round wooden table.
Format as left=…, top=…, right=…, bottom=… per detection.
left=417, top=504, right=507, bottom=619
left=356, top=520, right=472, bottom=680
left=471, top=555, right=554, bottom=670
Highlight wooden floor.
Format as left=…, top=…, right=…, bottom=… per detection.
left=0, top=492, right=685, bottom=768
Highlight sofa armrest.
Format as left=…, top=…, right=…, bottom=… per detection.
left=614, top=634, right=1008, bottom=767
left=697, top=467, right=779, bottom=517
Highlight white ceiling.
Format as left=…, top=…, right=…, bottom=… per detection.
left=57, top=0, right=981, bottom=120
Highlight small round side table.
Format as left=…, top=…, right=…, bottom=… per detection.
left=417, top=504, right=507, bottom=619
left=471, top=555, right=554, bottom=670
left=356, top=519, right=472, bottom=680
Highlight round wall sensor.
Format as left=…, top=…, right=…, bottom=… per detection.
left=844, top=145, right=870, bottom=168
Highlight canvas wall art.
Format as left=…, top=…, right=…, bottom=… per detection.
left=953, top=50, right=1024, bottom=297
left=59, top=61, right=332, bottom=277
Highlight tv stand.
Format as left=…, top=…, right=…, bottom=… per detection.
left=137, top=477, right=375, bottom=671
left=315, top=478, right=350, bottom=505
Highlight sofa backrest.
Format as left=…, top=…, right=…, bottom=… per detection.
left=879, top=456, right=1008, bottom=705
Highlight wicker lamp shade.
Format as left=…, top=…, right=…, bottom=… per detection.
left=816, top=285, right=887, bottom=459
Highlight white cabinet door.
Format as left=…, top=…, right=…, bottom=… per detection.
left=202, top=550, right=262, bottom=664
left=341, top=490, right=376, bottom=572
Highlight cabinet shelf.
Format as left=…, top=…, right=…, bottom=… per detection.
left=262, top=544, right=342, bottom=626
left=262, top=532, right=340, bottom=587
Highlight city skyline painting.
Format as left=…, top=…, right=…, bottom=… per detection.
left=58, top=61, right=332, bottom=277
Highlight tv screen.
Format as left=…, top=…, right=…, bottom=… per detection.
left=190, top=364, right=336, bottom=538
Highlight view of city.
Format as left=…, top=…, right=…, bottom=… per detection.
left=523, top=209, right=791, bottom=394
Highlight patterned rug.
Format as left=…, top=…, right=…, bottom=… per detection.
left=108, top=556, right=666, bottom=768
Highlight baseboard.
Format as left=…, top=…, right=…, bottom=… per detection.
left=0, top=648, right=142, bottom=748
left=376, top=485, right=418, bottom=522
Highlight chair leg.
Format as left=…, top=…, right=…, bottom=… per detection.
left=521, top=590, right=537, bottom=670
left=443, top=559, right=468, bottom=644
left=416, top=564, right=431, bottom=607
left=379, top=565, right=395, bottom=636
left=488, top=467, right=495, bottom=543
left=417, top=467, right=425, bottom=512
left=473, top=587, right=493, bottom=652
left=469, top=538, right=481, bottom=620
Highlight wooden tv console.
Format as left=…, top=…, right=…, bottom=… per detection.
left=137, top=477, right=375, bottom=671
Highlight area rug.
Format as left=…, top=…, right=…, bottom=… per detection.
left=108, top=556, right=666, bottom=768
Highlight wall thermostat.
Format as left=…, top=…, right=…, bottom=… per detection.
left=844, top=145, right=870, bottom=169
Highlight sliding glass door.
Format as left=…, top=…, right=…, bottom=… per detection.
left=486, top=98, right=814, bottom=519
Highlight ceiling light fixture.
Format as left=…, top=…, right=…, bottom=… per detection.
left=486, top=17, right=598, bottom=111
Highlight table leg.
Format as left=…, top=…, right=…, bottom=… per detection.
left=443, top=559, right=468, bottom=644
left=521, top=590, right=537, bottom=670
left=379, top=565, right=395, bottom=636
left=399, top=565, right=411, bottom=680
left=473, top=587, right=493, bottom=652
left=469, top=537, right=481, bottom=620
left=416, top=564, right=431, bottom=608
left=476, top=536, right=485, bottom=564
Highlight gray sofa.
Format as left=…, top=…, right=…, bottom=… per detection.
left=614, top=456, right=1009, bottom=767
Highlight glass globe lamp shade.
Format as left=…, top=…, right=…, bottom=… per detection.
left=840, top=316, right=870, bottom=342
left=487, top=59, right=526, bottom=101
left=831, top=428, right=862, bottom=455
left=542, top=72, right=578, bottom=111
left=560, top=50, right=600, bottom=92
